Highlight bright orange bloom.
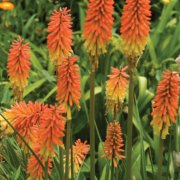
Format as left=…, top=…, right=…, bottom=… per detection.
left=47, top=7, right=73, bottom=68
left=27, top=146, right=52, bottom=180
left=7, top=36, right=31, bottom=101
left=102, top=121, right=125, bottom=167
left=120, top=0, right=151, bottom=60
left=56, top=56, right=81, bottom=113
left=106, top=66, right=129, bottom=116
left=151, top=70, right=179, bottom=139
left=4, top=102, right=44, bottom=153
left=38, top=105, right=66, bottom=160
left=73, top=139, right=89, bottom=174
left=83, top=0, right=114, bottom=70
left=0, top=1, right=14, bottom=10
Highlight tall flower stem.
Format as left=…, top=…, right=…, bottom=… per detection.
left=65, top=120, right=71, bottom=180
left=111, top=156, right=114, bottom=180
left=59, top=146, right=64, bottom=180
left=71, top=131, right=74, bottom=180
left=44, top=161, right=48, bottom=180
left=126, top=60, right=136, bottom=180
left=157, top=137, right=163, bottom=180
left=90, top=62, right=95, bottom=180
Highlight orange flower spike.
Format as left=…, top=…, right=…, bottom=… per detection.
left=151, top=70, right=179, bottom=139
left=73, top=139, right=89, bottom=174
left=38, top=105, right=66, bottom=160
left=56, top=56, right=81, bottom=113
left=27, top=146, right=52, bottom=180
left=120, top=0, right=151, bottom=60
left=4, top=102, right=45, bottom=153
left=102, top=121, right=125, bottom=167
left=47, top=7, right=73, bottom=68
left=106, top=66, right=129, bottom=115
left=83, top=0, right=114, bottom=70
left=7, top=36, right=31, bottom=101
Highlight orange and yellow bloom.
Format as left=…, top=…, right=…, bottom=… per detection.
left=120, top=0, right=151, bottom=60
left=56, top=56, right=81, bottom=114
left=73, top=139, right=89, bottom=174
left=47, top=7, right=73, bottom=69
left=0, top=0, right=14, bottom=10
left=102, top=121, right=125, bottom=167
left=106, top=66, right=129, bottom=116
left=4, top=102, right=44, bottom=153
left=38, top=105, right=66, bottom=160
left=151, top=70, right=179, bottom=139
left=7, top=36, right=31, bottom=101
left=83, top=0, right=114, bottom=70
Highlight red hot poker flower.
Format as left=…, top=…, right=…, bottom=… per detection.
left=4, top=102, right=45, bottom=153
left=47, top=7, right=73, bottom=68
left=73, top=139, right=89, bottom=174
left=56, top=56, right=81, bottom=113
left=120, top=0, right=151, bottom=60
left=102, top=121, right=125, bottom=167
left=83, top=0, right=114, bottom=70
left=7, top=36, right=31, bottom=101
left=106, top=66, right=129, bottom=116
left=151, top=70, right=179, bottom=139
left=38, top=105, right=66, bottom=160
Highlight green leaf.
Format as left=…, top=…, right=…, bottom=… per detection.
left=30, top=50, right=43, bottom=71
left=13, top=166, right=21, bottom=180
left=23, top=78, right=46, bottom=97
left=84, top=86, right=102, bottom=101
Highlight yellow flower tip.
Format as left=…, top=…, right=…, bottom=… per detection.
left=0, top=1, right=14, bottom=11
left=0, top=116, right=14, bottom=136
left=106, top=66, right=129, bottom=115
left=162, top=0, right=170, bottom=5
left=120, top=0, right=151, bottom=61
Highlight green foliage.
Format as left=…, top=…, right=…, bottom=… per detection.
left=0, top=0, right=180, bottom=179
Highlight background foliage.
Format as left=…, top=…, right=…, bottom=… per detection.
left=0, top=0, right=180, bottom=179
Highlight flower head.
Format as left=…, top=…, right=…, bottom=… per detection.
left=102, top=121, right=125, bottom=167
left=47, top=7, right=73, bottom=68
left=4, top=102, right=44, bottom=153
left=56, top=56, right=81, bottom=112
left=151, top=70, right=179, bottom=139
left=106, top=66, right=129, bottom=116
left=120, top=0, right=151, bottom=60
left=27, top=146, right=52, bottom=180
left=0, top=1, right=14, bottom=10
left=7, top=36, right=31, bottom=101
left=73, top=139, right=89, bottom=174
left=38, top=105, right=66, bottom=160
left=83, top=0, right=114, bottom=70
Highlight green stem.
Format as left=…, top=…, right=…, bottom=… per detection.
left=90, top=67, right=95, bottom=180
left=111, top=158, right=114, bottom=180
left=126, top=62, right=136, bottom=180
left=0, top=113, right=44, bottom=169
left=157, top=137, right=163, bottom=180
left=70, top=121, right=74, bottom=180
left=44, top=160, right=48, bottom=180
left=65, top=120, right=71, bottom=180
left=59, top=146, right=64, bottom=180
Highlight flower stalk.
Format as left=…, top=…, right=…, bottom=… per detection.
left=126, top=60, right=136, bottom=180
left=90, top=61, right=95, bottom=180
left=157, top=136, right=163, bottom=180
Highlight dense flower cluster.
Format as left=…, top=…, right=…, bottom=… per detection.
left=106, top=66, right=129, bottom=116
left=102, top=121, right=125, bottom=167
left=83, top=0, right=114, bottom=70
left=56, top=56, right=81, bottom=113
left=7, top=37, right=31, bottom=101
left=151, top=70, right=179, bottom=139
left=47, top=7, right=73, bottom=69
left=120, top=0, right=151, bottom=60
